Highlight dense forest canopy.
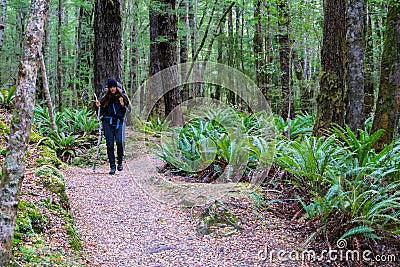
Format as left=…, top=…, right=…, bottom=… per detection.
left=0, top=0, right=385, bottom=113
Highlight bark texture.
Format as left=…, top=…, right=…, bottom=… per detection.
left=94, top=0, right=122, bottom=96
left=346, top=0, right=365, bottom=133
left=158, top=0, right=180, bottom=123
left=0, top=0, right=6, bottom=53
left=149, top=0, right=162, bottom=117
left=277, top=0, right=294, bottom=119
left=40, top=52, right=57, bottom=132
left=149, top=0, right=182, bottom=124
left=57, top=0, right=63, bottom=110
left=364, top=3, right=375, bottom=118
left=253, top=0, right=266, bottom=103
left=372, top=0, right=400, bottom=150
left=313, top=0, right=346, bottom=136
left=0, top=0, right=49, bottom=263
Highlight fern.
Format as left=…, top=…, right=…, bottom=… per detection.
left=341, top=225, right=380, bottom=240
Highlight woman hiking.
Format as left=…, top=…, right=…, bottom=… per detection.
left=95, top=77, right=129, bottom=174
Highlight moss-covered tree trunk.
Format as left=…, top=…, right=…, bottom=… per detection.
left=313, top=0, right=346, bottom=136
left=372, top=0, right=400, bottom=150
left=0, top=0, right=49, bottom=263
left=345, top=0, right=364, bottom=133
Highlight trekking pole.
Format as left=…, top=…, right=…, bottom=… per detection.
left=93, top=93, right=102, bottom=172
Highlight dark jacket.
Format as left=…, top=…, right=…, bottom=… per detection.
left=100, top=94, right=128, bottom=128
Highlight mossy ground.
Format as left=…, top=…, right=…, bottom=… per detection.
left=0, top=108, right=85, bottom=266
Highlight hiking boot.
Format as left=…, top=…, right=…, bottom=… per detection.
left=117, top=164, right=123, bottom=171
left=109, top=167, right=116, bottom=175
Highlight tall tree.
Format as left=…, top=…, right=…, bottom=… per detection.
left=277, top=0, right=294, bottom=119
left=0, top=0, right=49, bottom=263
left=292, top=47, right=309, bottom=113
left=149, top=0, right=182, bottom=125
left=40, top=52, right=56, bottom=131
left=158, top=0, right=182, bottom=124
left=0, top=0, right=6, bottom=53
left=363, top=1, right=375, bottom=118
left=15, top=6, right=27, bottom=61
left=93, top=0, right=122, bottom=97
left=56, top=0, right=63, bottom=110
left=253, top=0, right=266, bottom=102
left=313, top=0, right=346, bottom=136
left=179, top=0, right=190, bottom=102
left=372, top=0, right=400, bottom=150
left=265, top=1, right=273, bottom=103
left=345, top=0, right=365, bottom=133
left=73, top=0, right=93, bottom=108
left=149, top=0, right=162, bottom=117
left=128, top=0, right=138, bottom=99
left=226, top=8, right=235, bottom=105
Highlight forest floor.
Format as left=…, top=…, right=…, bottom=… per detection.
left=64, top=129, right=324, bottom=267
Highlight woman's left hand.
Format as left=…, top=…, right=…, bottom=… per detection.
left=119, top=97, right=124, bottom=106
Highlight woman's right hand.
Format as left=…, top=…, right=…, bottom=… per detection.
left=95, top=101, right=100, bottom=107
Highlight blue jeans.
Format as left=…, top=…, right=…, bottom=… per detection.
left=103, top=121, right=124, bottom=168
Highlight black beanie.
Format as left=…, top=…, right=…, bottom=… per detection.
left=107, top=77, right=118, bottom=88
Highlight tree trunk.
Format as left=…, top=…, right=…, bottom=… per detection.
left=345, top=0, right=364, bottom=133
left=372, top=0, right=400, bottom=150
left=40, top=52, right=57, bottom=132
left=364, top=2, right=374, bottom=119
left=158, top=0, right=182, bottom=125
left=190, top=0, right=217, bottom=97
left=215, top=17, right=224, bottom=101
left=0, top=0, right=49, bottom=263
left=265, top=1, right=272, bottom=104
left=293, top=47, right=310, bottom=114
left=313, top=0, right=346, bottom=136
left=226, top=8, right=235, bottom=105
left=253, top=0, right=266, bottom=104
left=0, top=0, right=6, bottom=53
left=149, top=0, right=162, bottom=118
left=189, top=0, right=196, bottom=61
left=57, top=0, right=63, bottom=110
left=77, top=0, right=94, bottom=107
left=72, top=5, right=81, bottom=108
left=189, top=0, right=201, bottom=98
left=128, top=0, right=138, bottom=99
left=180, top=0, right=189, bottom=103
left=15, top=10, right=26, bottom=61
left=277, top=0, right=294, bottom=119
left=94, top=0, right=122, bottom=97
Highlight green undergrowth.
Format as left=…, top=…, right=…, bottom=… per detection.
left=12, top=200, right=81, bottom=267
left=149, top=108, right=400, bottom=249
left=0, top=106, right=85, bottom=266
left=71, top=143, right=108, bottom=167
left=11, top=165, right=83, bottom=266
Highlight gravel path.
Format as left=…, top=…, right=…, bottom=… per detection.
left=65, top=135, right=309, bottom=267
